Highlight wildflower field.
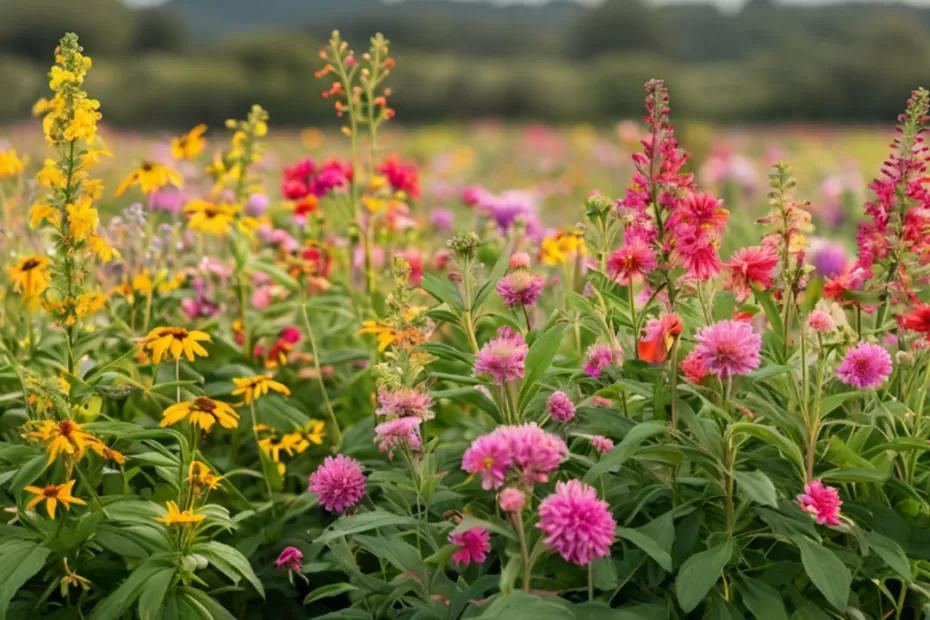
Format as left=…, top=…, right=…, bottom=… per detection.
left=4, top=31, right=930, bottom=619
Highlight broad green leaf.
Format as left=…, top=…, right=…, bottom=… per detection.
left=864, top=531, right=911, bottom=581
left=0, top=542, right=49, bottom=620
left=89, top=557, right=176, bottom=620
left=137, top=567, right=176, bottom=620
left=314, top=510, right=418, bottom=546
left=584, top=421, right=665, bottom=482
left=740, top=577, right=788, bottom=620
left=616, top=526, right=672, bottom=571
left=728, top=422, right=804, bottom=481
left=793, top=536, right=850, bottom=609
left=733, top=470, right=778, bottom=507
left=675, top=540, right=732, bottom=613
left=421, top=273, right=464, bottom=311
left=819, top=392, right=861, bottom=417
left=189, top=541, right=264, bottom=597
left=304, top=583, right=359, bottom=605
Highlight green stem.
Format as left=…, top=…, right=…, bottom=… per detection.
left=300, top=303, right=343, bottom=449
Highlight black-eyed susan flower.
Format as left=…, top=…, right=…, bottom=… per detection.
left=183, top=199, right=240, bottom=236
left=171, top=124, right=207, bottom=160
left=24, top=480, right=86, bottom=519
left=188, top=460, right=221, bottom=492
left=155, top=500, right=205, bottom=527
left=140, top=326, right=211, bottom=365
left=115, top=161, right=183, bottom=196
left=161, top=397, right=239, bottom=432
left=26, top=419, right=98, bottom=464
left=8, top=255, right=51, bottom=301
left=231, top=375, right=291, bottom=404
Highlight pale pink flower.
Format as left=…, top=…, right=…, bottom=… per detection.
left=583, top=344, right=623, bottom=378
left=376, top=387, right=434, bottom=419
left=796, top=480, right=842, bottom=526
left=807, top=310, right=835, bottom=333
left=538, top=480, right=616, bottom=566
left=374, top=417, right=423, bottom=457
left=449, top=527, right=490, bottom=566
left=836, top=342, right=892, bottom=389
left=590, top=435, right=614, bottom=454
left=498, top=488, right=526, bottom=512
left=308, top=455, right=367, bottom=513
left=497, top=271, right=545, bottom=307
left=461, top=424, right=567, bottom=490
left=474, top=327, right=528, bottom=384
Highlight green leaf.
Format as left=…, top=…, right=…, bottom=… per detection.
left=583, top=421, right=665, bottom=482
left=675, top=540, right=732, bottom=613
left=728, top=422, right=804, bottom=481
left=471, top=590, right=570, bottom=619
left=733, top=470, right=778, bottom=508
left=473, top=240, right=513, bottom=309
left=864, top=531, right=911, bottom=581
left=0, top=542, right=50, bottom=620
left=303, top=582, right=359, bottom=605
left=819, top=392, right=861, bottom=417
left=314, top=510, right=418, bottom=546
left=89, top=557, right=176, bottom=620
left=739, top=577, right=788, bottom=620
left=793, top=536, right=850, bottom=609
left=137, top=567, right=176, bottom=620
left=189, top=542, right=264, bottom=597
left=518, top=322, right=568, bottom=411
left=820, top=468, right=887, bottom=484
left=421, top=273, right=463, bottom=311
left=616, top=526, right=671, bottom=571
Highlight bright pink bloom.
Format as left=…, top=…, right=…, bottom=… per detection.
left=693, top=320, right=761, bottom=378
left=374, top=417, right=423, bottom=457
left=546, top=391, right=575, bottom=422
left=796, top=480, right=842, bottom=526
left=449, top=527, right=490, bottom=567
left=590, top=435, right=614, bottom=454
left=583, top=344, right=623, bottom=378
left=308, top=455, right=367, bottom=513
left=461, top=424, right=567, bottom=490
left=724, top=245, right=779, bottom=302
left=680, top=350, right=708, bottom=383
left=497, top=271, right=545, bottom=307
left=673, top=227, right=723, bottom=281
left=474, top=327, right=528, bottom=384
left=808, top=310, right=835, bottom=333
left=275, top=546, right=303, bottom=572
left=376, top=387, right=434, bottom=419
left=607, top=239, right=657, bottom=284
left=836, top=342, right=892, bottom=389
left=378, top=156, right=420, bottom=198
left=498, top=488, right=526, bottom=512
left=461, top=431, right=512, bottom=490
left=538, top=480, right=616, bottom=566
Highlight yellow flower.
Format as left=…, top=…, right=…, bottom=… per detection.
left=36, top=159, right=66, bottom=188
left=9, top=256, right=51, bottom=300
left=74, top=292, right=106, bottom=318
left=357, top=321, right=398, bottom=352
left=171, top=124, right=207, bottom=160
left=65, top=196, right=99, bottom=242
left=26, top=419, right=98, bottom=464
left=541, top=231, right=586, bottom=266
left=81, top=148, right=111, bottom=169
left=89, top=441, right=126, bottom=465
left=188, top=460, right=221, bottom=491
left=132, top=270, right=153, bottom=294
left=24, top=480, right=86, bottom=519
left=155, top=500, right=205, bottom=527
left=30, top=203, right=60, bottom=229
left=161, top=397, right=239, bottom=433
left=88, top=235, right=114, bottom=262
left=183, top=199, right=240, bottom=237
left=60, top=558, right=91, bottom=596
left=115, top=161, right=183, bottom=196
left=140, top=326, right=211, bottom=365
left=0, top=149, right=24, bottom=178
left=231, top=375, right=291, bottom=404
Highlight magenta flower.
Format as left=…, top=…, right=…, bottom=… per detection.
left=583, top=343, right=623, bottom=378
left=374, top=417, right=423, bottom=458
left=837, top=342, right=892, bottom=389
left=497, top=271, right=545, bottom=307
left=449, top=527, right=490, bottom=567
left=538, top=480, right=616, bottom=566
left=461, top=432, right=512, bottom=490
left=590, top=435, right=614, bottom=454
left=461, top=423, right=567, bottom=490
left=474, top=327, right=528, bottom=384
left=308, top=455, right=367, bottom=513
left=498, top=487, right=526, bottom=512
left=797, top=480, right=842, bottom=526
left=692, top=319, right=761, bottom=378
left=607, top=239, right=657, bottom=284
left=274, top=546, right=303, bottom=572
left=376, top=387, right=434, bottom=419
left=546, top=391, right=575, bottom=422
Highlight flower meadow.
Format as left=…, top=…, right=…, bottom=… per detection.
left=3, top=30, right=930, bottom=619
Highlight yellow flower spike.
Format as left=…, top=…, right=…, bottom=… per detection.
left=29, top=203, right=60, bottom=229
left=161, top=397, right=240, bottom=433
left=8, top=256, right=51, bottom=301
left=36, top=159, right=66, bottom=188
left=139, top=326, right=211, bottom=365
left=231, top=375, right=291, bottom=405
left=115, top=161, right=183, bottom=197
left=65, top=196, right=99, bottom=242
left=155, top=500, right=205, bottom=527
left=171, top=124, right=208, bottom=160
left=24, top=480, right=86, bottom=519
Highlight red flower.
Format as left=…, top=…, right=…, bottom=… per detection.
left=378, top=156, right=420, bottom=198
left=899, top=304, right=930, bottom=339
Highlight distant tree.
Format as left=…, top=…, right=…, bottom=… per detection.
left=570, top=0, right=664, bottom=58
left=133, top=8, right=187, bottom=52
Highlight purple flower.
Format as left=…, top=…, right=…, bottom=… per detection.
left=474, top=327, right=528, bottom=385
left=809, top=240, right=849, bottom=278
left=245, top=192, right=269, bottom=217
left=583, top=344, right=623, bottom=378
left=546, top=391, right=575, bottom=422
left=274, top=546, right=303, bottom=572
left=308, top=455, right=367, bottom=513
left=449, top=527, right=490, bottom=567
left=836, top=342, right=892, bottom=389
left=430, top=208, right=454, bottom=232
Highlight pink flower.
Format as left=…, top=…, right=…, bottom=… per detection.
left=498, top=487, right=526, bottom=512
left=461, top=424, right=567, bottom=490
left=607, top=239, right=657, bottom=284
left=589, top=395, right=613, bottom=408
left=496, top=271, right=545, bottom=307
left=474, top=327, right=528, bottom=384
left=583, top=344, right=623, bottom=378
left=590, top=435, right=614, bottom=454
left=509, top=252, right=531, bottom=269
left=836, top=342, right=892, bottom=389
left=673, top=228, right=723, bottom=281
left=796, top=480, right=842, bottom=526
left=808, top=310, right=835, bottom=333
left=461, top=432, right=511, bottom=490
left=724, top=245, right=779, bottom=302
left=374, top=417, right=423, bottom=457
left=538, top=480, right=616, bottom=566
left=378, top=156, right=420, bottom=197
left=274, top=546, right=303, bottom=572
left=547, top=391, right=575, bottom=422
left=308, top=455, right=367, bottom=513
left=680, top=350, right=708, bottom=383
left=693, top=320, right=762, bottom=378
left=448, top=527, right=490, bottom=567
left=376, top=387, right=434, bottom=419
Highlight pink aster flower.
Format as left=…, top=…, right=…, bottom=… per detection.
left=308, top=455, right=367, bottom=513
left=449, top=527, right=490, bottom=567
left=274, top=546, right=303, bottom=572
left=496, top=270, right=545, bottom=307
left=796, top=480, right=842, bottom=526
left=461, top=431, right=511, bottom=490
left=590, top=435, right=614, bottom=454
left=461, top=424, right=567, bottom=490
left=498, top=487, right=526, bottom=512
left=474, top=327, right=528, bottom=384
left=374, top=416, right=423, bottom=458
left=376, top=387, right=434, bottom=419
left=607, top=239, right=657, bottom=284
left=547, top=391, right=575, bottom=422
left=807, top=310, right=835, bottom=333
left=538, top=480, right=616, bottom=566
left=693, top=320, right=762, bottom=378
left=836, top=342, right=892, bottom=389
left=583, top=343, right=623, bottom=378
left=723, top=245, right=779, bottom=302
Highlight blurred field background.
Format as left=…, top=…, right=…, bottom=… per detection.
left=0, top=0, right=923, bottom=244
